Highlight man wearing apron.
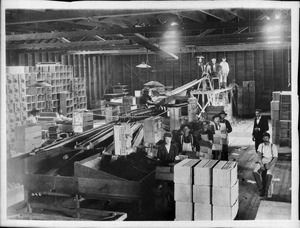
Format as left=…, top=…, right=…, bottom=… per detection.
left=178, top=124, right=200, bottom=153
left=219, top=111, right=232, bottom=161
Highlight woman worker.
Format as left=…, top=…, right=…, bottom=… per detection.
left=157, top=132, right=179, bottom=166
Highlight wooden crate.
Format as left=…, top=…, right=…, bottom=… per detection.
left=194, top=203, right=212, bottom=220
left=113, top=123, right=131, bottom=156
left=175, top=202, right=193, bottom=221
left=155, top=165, right=174, bottom=181
left=194, top=159, right=219, bottom=186
left=175, top=183, right=193, bottom=202
left=193, top=185, right=211, bottom=204
left=272, top=91, right=281, bottom=101
left=212, top=199, right=239, bottom=220
left=174, top=159, right=200, bottom=184
left=271, top=110, right=280, bottom=120
left=212, top=161, right=237, bottom=188
left=280, top=92, right=291, bottom=104
left=280, top=120, right=291, bottom=129
left=280, top=111, right=291, bottom=120
left=74, top=153, right=155, bottom=200
left=280, top=103, right=291, bottom=112
left=270, top=101, right=280, bottom=111
left=212, top=180, right=239, bottom=206
left=169, top=107, right=182, bottom=131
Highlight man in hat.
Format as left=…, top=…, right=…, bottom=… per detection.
left=219, top=111, right=232, bottom=161
left=252, top=109, right=269, bottom=152
left=140, top=88, right=155, bottom=108
left=199, top=120, right=214, bottom=142
left=26, top=108, right=39, bottom=126
left=252, top=132, right=278, bottom=197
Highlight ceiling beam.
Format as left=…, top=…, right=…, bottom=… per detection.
left=6, top=19, right=289, bottom=42
left=175, top=11, right=206, bottom=23
left=7, top=32, right=290, bottom=51
left=6, top=9, right=177, bottom=25
left=130, top=33, right=178, bottom=59
left=223, top=9, right=248, bottom=21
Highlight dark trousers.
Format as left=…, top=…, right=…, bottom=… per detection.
left=254, top=137, right=263, bottom=151
left=221, top=145, right=229, bottom=161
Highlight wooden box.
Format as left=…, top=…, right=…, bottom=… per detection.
left=72, top=111, right=93, bottom=133
left=74, top=153, right=155, bottom=200
left=212, top=180, right=239, bottom=206
left=175, top=202, right=193, bottom=221
left=194, top=203, right=212, bottom=220
left=113, top=123, right=131, bottom=156
left=169, top=107, right=182, bottom=131
left=280, top=111, right=291, bottom=120
left=175, top=183, right=193, bottom=202
left=212, top=199, right=239, bottom=220
left=193, top=185, right=211, bottom=204
left=280, top=120, right=291, bottom=129
left=280, top=92, right=291, bottom=103
left=271, top=110, right=280, bottom=120
left=272, top=91, right=281, bottom=101
left=212, top=161, right=237, bottom=188
left=174, top=159, right=200, bottom=184
left=155, top=165, right=174, bottom=181
left=194, top=159, right=219, bottom=186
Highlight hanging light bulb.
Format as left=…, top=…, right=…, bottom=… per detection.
left=136, top=49, right=151, bottom=68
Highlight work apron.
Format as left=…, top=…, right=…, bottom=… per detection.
left=182, top=142, right=193, bottom=152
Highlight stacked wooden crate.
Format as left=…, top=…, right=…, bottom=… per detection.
left=188, top=97, right=198, bottom=122
left=143, top=116, right=164, bottom=146
left=212, top=161, right=239, bottom=220
left=15, top=125, right=42, bottom=153
left=72, top=111, right=94, bottom=133
left=174, top=159, right=200, bottom=221
left=114, top=123, right=132, bottom=156
left=169, top=107, right=182, bottom=131
left=238, top=81, right=255, bottom=116
left=271, top=91, right=291, bottom=146
left=59, top=91, right=74, bottom=115
left=193, top=159, right=219, bottom=220
left=73, top=77, right=87, bottom=110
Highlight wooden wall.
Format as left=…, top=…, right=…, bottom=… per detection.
left=7, top=48, right=291, bottom=111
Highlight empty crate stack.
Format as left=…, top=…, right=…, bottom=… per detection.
left=72, top=110, right=94, bottom=133
left=271, top=91, right=291, bottom=147
left=174, top=159, right=200, bottom=221
left=212, top=161, right=239, bottom=220
left=73, top=77, right=87, bottom=110
left=193, top=159, right=219, bottom=220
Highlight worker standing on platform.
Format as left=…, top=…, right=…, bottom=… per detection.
left=219, top=57, right=230, bottom=88
left=252, top=132, right=278, bottom=197
left=210, top=58, right=222, bottom=89
left=140, top=88, right=155, bottom=108
left=252, top=109, right=269, bottom=152
left=178, top=124, right=200, bottom=153
left=219, top=111, right=232, bottom=161
left=26, top=108, right=39, bottom=126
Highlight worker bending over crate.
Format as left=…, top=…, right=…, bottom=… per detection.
left=252, top=132, right=278, bottom=197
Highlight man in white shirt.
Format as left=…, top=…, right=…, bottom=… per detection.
left=26, top=108, right=39, bottom=126
left=219, top=57, right=230, bottom=88
left=252, top=132, right=278, bottom=197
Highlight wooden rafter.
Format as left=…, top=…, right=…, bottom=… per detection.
left=6, top=19, right=289, bottom=41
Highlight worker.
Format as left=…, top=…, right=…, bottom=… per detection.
left=156, top=132, right=179, bottom=166
left=219, top=57, right=230, bottom=88
left=219, top=111, right=232, bottom=161
left=252, top=109, right=269, bottom=152
left=252, top=132, right=278, bottom=197
left=178, top=124, right=200, bottom=153
left=26, top=108, right=39, bottom=126
left=228, top=79, right=239, bottom=116
left=199, top=120, right=213, bottom=142
left=211, top=114, right=222, bottom=160
left=140, top=88, right=155, bottom=107
left=210, top=58, right=222, bottom=89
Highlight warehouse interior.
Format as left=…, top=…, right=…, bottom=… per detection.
left=3, top=3, right=298, bottom=225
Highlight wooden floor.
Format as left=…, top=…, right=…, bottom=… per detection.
left=228, top=119, right=292, bottom=220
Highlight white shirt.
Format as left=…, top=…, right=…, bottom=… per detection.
left=258, top=142, right=278, bottom=164
left=220, top=61, right=230, bottom=75
left=256, top=116, right=261, bottom=125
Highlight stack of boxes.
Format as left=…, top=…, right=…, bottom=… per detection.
left=174, top=159, right=239, bottom=221
left=73, top=77, right=87, bottom=110
left=174, top=159, right=200, bottom=221
left=212, top=161, right=239, bottom=220
left=113, top=123, right=132, bottom=156
left=143, top=116, right=164, bottom=147
left=188, top=97, right=198, bottom=122
left=271, top=91, right=291, bottom=147
left=72, top=111, right=94, bottom=133
left=169, top=107, right=182, bottom=131
left=15, top=125, right=42, bottom=154
left=59, top=91, right=74, bottom=116
left=193, top=159, right=219, bottom=220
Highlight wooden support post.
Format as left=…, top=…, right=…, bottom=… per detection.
left=188, top=97, right=198, bottom=122
left=169, top=107, right=181, bottom=131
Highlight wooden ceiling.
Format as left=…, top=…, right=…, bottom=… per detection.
left=6, top=8, right=291, bottom=57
